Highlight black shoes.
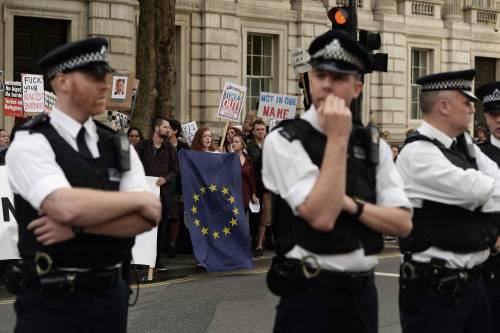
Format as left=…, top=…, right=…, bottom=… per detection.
left=155, top=262, right=168, bottom=271
left=253, top=248, right=263, bottom=257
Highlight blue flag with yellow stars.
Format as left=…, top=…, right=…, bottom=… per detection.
left=178, top=150, right=253, bottom=272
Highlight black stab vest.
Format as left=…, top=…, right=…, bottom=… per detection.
left=271, top=119, right=383, bottom=256
left=399, top=134, right=497, bottom=253
left=477, top=139, right=500, bottom=230
left=478, top=140, right=500, bottom=167
left=15, top=118, right=134, bottom=268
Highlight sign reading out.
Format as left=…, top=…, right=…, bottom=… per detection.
left=217, top=82, right=247, bottom=122
left=291, top=48, right=312, bottom=74
left=181, top=121, right=198, bottom=146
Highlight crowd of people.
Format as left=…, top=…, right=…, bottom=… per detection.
left=124, top=112, right=272, bottom=267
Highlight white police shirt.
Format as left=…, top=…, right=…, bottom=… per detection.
left=396, top=121, right=500, bottom=269
left=262, top=105, right=412, bottom=272
left=6, top=107, right=148, bottom=211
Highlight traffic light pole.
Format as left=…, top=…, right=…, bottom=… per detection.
left=348, top=0, right=364, bottom=124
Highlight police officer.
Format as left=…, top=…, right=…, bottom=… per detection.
left=396, top=70, right=500, bottom=332
left=6, top=38, right=161, bottom=332
left=262, top=30, right=412, bottom=333
left=475, top=81, right=500, bottom=332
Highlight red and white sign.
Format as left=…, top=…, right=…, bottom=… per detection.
left=22, top=73, right=45, bottom=114
left=217, top=82, right=246, bottom=122
left=4, top=81, right=24, bottom=117
left=257, top=92, right=297, bottom=120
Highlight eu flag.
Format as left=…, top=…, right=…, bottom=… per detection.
left=178, top=150, right=253, bottom=272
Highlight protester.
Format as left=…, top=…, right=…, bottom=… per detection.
left=0, top=129, right=9, bottom=165
left=391, top=145, right=400, bottom=161
left=136, top=117, right=178, bottom=271
left=127, top=127, right=143, bottom=146
left=221, top=126, right=241, bottom=153
left=246, top=119, right=267, bottom=254
left=242, top=110, right=257, bottom=143
left=232, top=134, right=258, bottom=214
left=166, top=118, right=190, bottom=258
left=476, top=126, right=488, bottom=143
left=191, top=127, right=218, bottom=152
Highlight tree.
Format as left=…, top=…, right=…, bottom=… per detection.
left=132, top=0, right=176, bottom=138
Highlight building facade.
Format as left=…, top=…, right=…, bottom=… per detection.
left=2, top=0, right=500, bottom=142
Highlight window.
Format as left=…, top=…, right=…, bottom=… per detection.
left=246, top=34, right=274, bottom=112
left=410, top=49, right=430, bottom=119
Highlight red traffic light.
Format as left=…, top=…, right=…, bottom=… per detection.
left=328, top=7, right=349, bottom=25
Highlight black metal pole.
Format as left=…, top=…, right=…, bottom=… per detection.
left=348, top=0, right=363, bottom=124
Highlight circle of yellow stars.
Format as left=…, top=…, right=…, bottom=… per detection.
left=189, top=184, right=240, bottom=240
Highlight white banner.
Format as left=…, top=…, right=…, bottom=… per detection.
left=131, top=176, right=159, bottom=267
left=291, top=48, right=312, bottom=74
left=181, top=121, right=198, bottom=146
left=0, top=167, right=159, bottom=265
left=0, top=166, right=20, bottom=260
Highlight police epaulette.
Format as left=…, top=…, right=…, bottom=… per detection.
left=21, top=113, right=49, bottom=133
left=275, top=119, right=298, bottom=142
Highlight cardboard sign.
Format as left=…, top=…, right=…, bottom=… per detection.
left=21, top=74, right=45, bottom=114
left=257, top=92, right=297, bottom=120
left=269, top=119, right=282, bottom=132
left=0, top=166, right=20, bottom=260
left=181, top=121, right=198, bottom=146
left=291, top=48, right=312, bottom=74
left=217, top=82, right=246, bottom=122
left=4, top=81, right=24, bottom=117
left=106, top=72, right=135, bottom=111
left=44, top=91, right=57, bottom=114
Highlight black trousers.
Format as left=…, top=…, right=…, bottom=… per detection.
left=14, top=279, right=130, bottom=333
left=400, top=275, right=493, bottom=333
left=249, top=211, right=260, bottom=248
left=484, top=255, right=500, bottom=333
left=273, top=280, right=378, bottom=333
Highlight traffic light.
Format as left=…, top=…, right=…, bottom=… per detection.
left=359, top=30, right=388, bottom=73
left=327, top=7, right=355, bottom=37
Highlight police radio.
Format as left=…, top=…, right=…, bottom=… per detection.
left=114, top=133, right=131, bottom=172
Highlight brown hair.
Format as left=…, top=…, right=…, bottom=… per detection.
left=191, top=127, right=216, bottom=152
left=232, top=133, right=247, bottom=151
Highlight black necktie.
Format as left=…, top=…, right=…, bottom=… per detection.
left=450, top=140, right=459, bottom=153
left=77, top=127, right=93, bottom=159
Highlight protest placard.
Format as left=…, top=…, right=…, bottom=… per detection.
left=21, top=74, right=45, bottom=114
left=0, top=166, right=20, bottom=260
left=257, top=92, right=297, bottom=120
left=269, top=119, right=282, bottom=132
left=181, top=121, right=197, bottom=146
left=291, top=48, right=312, bottom=74
left=217, top=82, right=246, bottom=122
left=4, top=81, right=24, bottom=117
left=106, top=72, right=135, bottom=111
left=44, top=91, right=57, bottom=114
left=132, top=176, right=159, bottom=269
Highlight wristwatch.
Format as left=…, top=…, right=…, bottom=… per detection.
left=352, top=197, right=366, bottom=221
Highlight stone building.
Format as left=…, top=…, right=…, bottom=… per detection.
left=2, top=0, right=500, bottom=142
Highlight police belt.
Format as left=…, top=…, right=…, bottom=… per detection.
left=484, top=253, right=500, bottom=281
left=285, top=257, right=374, bottom=290
left=32, top=264, right=122, bottom=291
left=401, top=260, right=484, bottom=285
